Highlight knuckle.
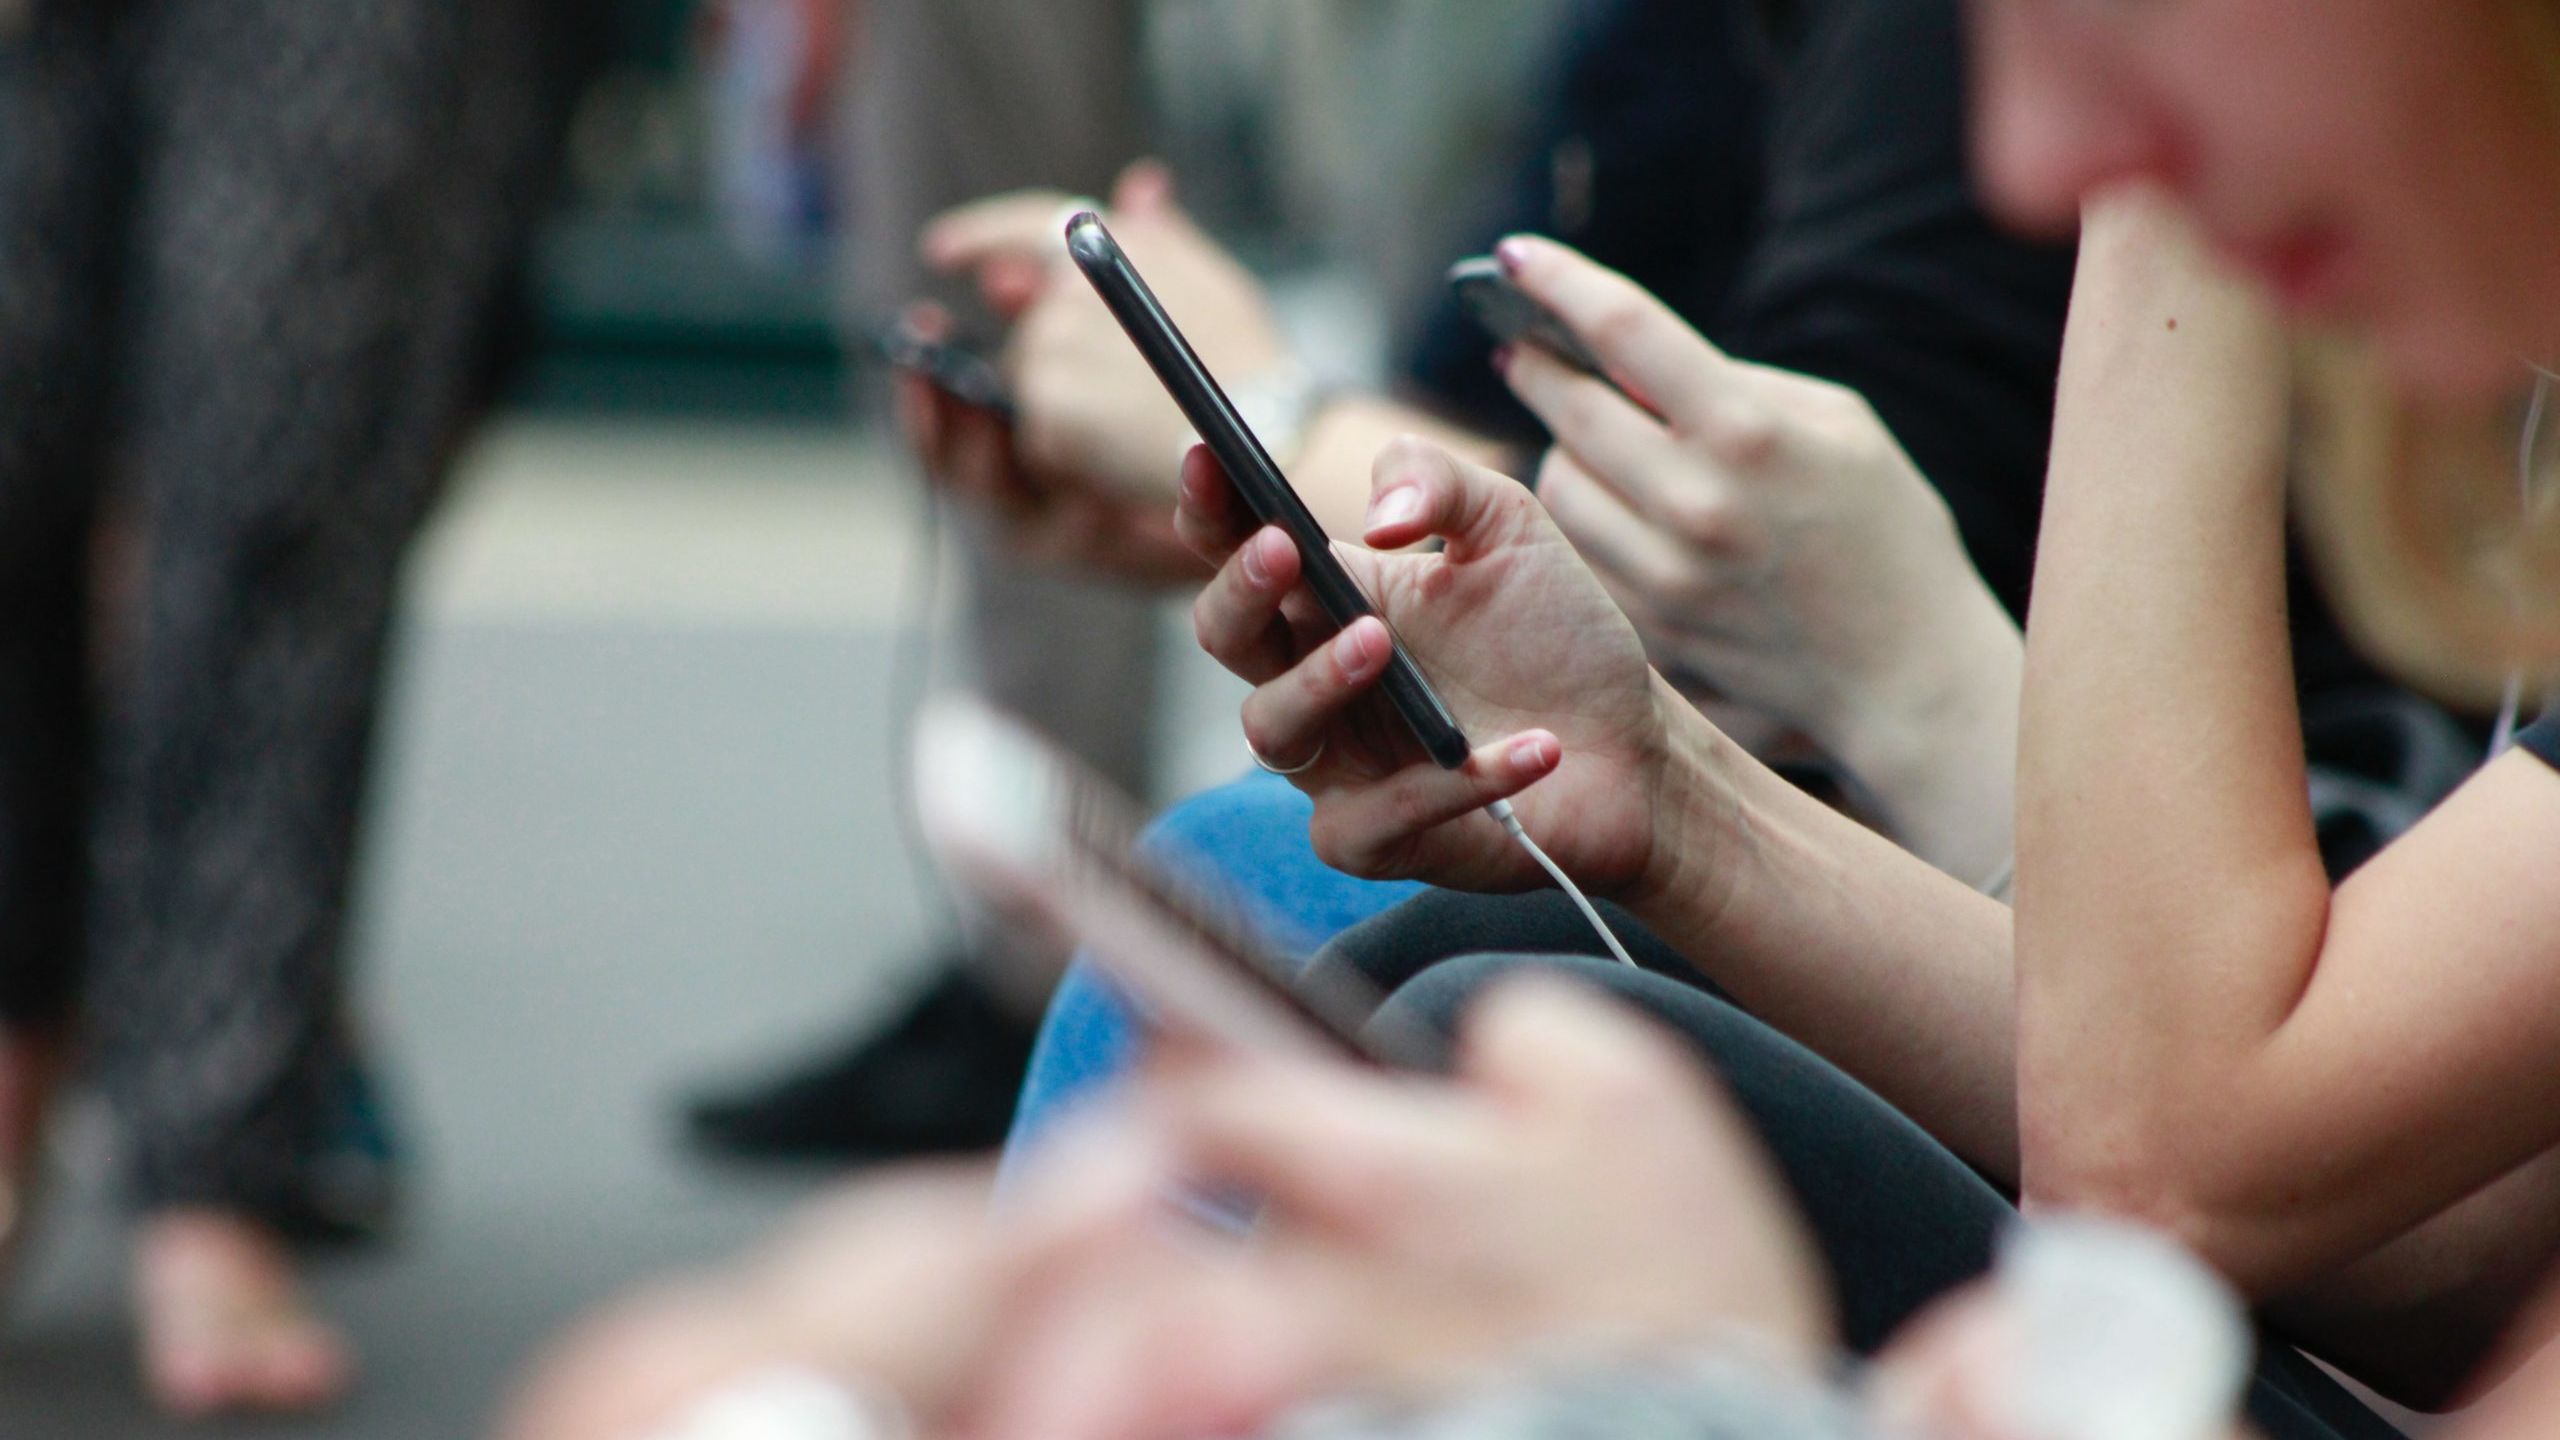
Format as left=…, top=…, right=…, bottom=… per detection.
left=1307, top=811, right=1385, bottom=879
left=1816, top=378, right=1876, bottom=427
left=1706, top=412, right=1781, bottom=470
left=1236, top=706, right=1284, bottom=761
left=1641, top=553, right=1709, bottom=607
left=1189, top=601, right=1229, bottom=660
left=1192, top=592, right=1253, bottom=666
left=1549, top=377, right=1606, bottom=433
left=1382, top=775, right=1448, bottom=840
left=1376, top=433, right=1453, bottom=490
left=1664, top=490, right=1739, bottom=549
left=1585, top=297, right=1653, bottom=355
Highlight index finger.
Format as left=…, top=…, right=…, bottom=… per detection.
left=1497, top=234, right=1731, bottom=437
left=1172, top=444, right=1257, bottom=564
left=1132, top=1047, right=1480, bottom=1238
left=1502, top=343, right=1688, bottom=514
left=921, top=189, right=1089, bottom=273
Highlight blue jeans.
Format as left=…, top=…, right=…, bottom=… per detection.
left=998, top=770, right=1422, bottom=1174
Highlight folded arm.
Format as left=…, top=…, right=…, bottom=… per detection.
left=2015, top=189, right=2560, bottom=1371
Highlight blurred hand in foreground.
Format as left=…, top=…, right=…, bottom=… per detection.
left=496, top=980, right=1833, bottom=1440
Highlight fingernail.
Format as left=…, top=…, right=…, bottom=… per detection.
left=1369, top=487, right=1423, bottom=532
left=1490, top=344, right=1515, bottom=374
left=1240, top=530, right=1274, bottom=586
left=1495, top=236, right=1532, bottom=276
left=1334, top=623, right=1382, bottom=676
left=1510, top=733, right=1558, bottom=770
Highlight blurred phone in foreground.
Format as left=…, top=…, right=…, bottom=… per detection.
left=915, top=700, right=1435, bottom=1069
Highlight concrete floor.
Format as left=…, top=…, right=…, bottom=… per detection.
left=0, top=420, right=1059, bottom=1438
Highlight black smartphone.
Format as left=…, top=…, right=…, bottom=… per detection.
left=1448, top=256, right=1615, bottom=383
left=1064, top=211, right=1472, bottom=771
left=873, top=319, right=1017, bottom=422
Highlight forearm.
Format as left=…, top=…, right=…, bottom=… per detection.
left=2013, top=192, right=2327, bottom=1212
left=2271, top=1151, right=2560, bottom=1410
left=1631, top=685, right=2022, bottom=1179
left=1292, top=395, right=1512, bottom=539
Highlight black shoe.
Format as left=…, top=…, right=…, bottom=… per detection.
left=682, top=966, right=1039, bottom=1166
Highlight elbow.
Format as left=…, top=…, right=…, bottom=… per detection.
left=2017, top=1099, right=2294, bottom=1298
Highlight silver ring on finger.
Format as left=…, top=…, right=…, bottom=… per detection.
left=1249, top=735, right=1327, bottom=776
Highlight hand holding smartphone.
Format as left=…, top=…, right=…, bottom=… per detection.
left=1063, top=211, right=1473, bottom=771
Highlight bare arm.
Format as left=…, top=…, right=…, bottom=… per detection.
left=1286, top=395, right=1511, bottom=538
left=2015, top=189, right=2560, bottom=1306
left=1633, top=710, right=2025, bottom=1176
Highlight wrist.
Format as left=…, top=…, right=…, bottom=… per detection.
left=1293, top=397, right=1510, bottom=540
left=1228, top=359, right=1327, bottom=470
left=1620, top=674, right=1754, bottom=945
left=1826, top=583, right=2023, bottom=886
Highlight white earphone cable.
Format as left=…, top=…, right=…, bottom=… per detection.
left=1484, top=798, right=1639, bottom=968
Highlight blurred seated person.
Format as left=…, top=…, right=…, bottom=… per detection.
left=953, top=0, right=2478, bottom=1171
left=844, top=0, right=2077, bottom=1170
left=691, top=0, right=2073, bottom=1167
left=501, top=978, right=2385, bottom=1440
left=680, top=0, right=1156, bottom=1168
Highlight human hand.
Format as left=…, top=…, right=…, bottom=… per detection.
left=968, top=978, right=1837, bottom=1440
left=493, top=1168, right=1015, bottom=1440
left=494, top=986, right=1836, bottom=1440
left=492, top=1145, right=1222, bottom=1440
left=894, top=302, right=1207, bottom=586
left=1492, top=237, right=2021, bottom=796
left=1175, top=431, right=1726, bottom=903
left=923, top=161, right=1290, bottom=505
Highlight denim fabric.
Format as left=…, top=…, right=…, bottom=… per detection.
left=997, top=770, right=1423, bottom=1179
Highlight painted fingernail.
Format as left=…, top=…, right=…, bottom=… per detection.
left=1495, top=236, right=1532, bottom=276
left=1369, top=487, right=1424, bottom=532
left=1510, top=733, right=1559, bottom=770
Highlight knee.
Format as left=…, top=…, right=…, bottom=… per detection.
left=1138, top=771, right=1311, bottom=867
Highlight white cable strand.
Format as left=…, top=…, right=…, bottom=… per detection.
left=1484, top=798, right=1639, bottom=968
left=2492, top=372, right=2553, bottom=757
